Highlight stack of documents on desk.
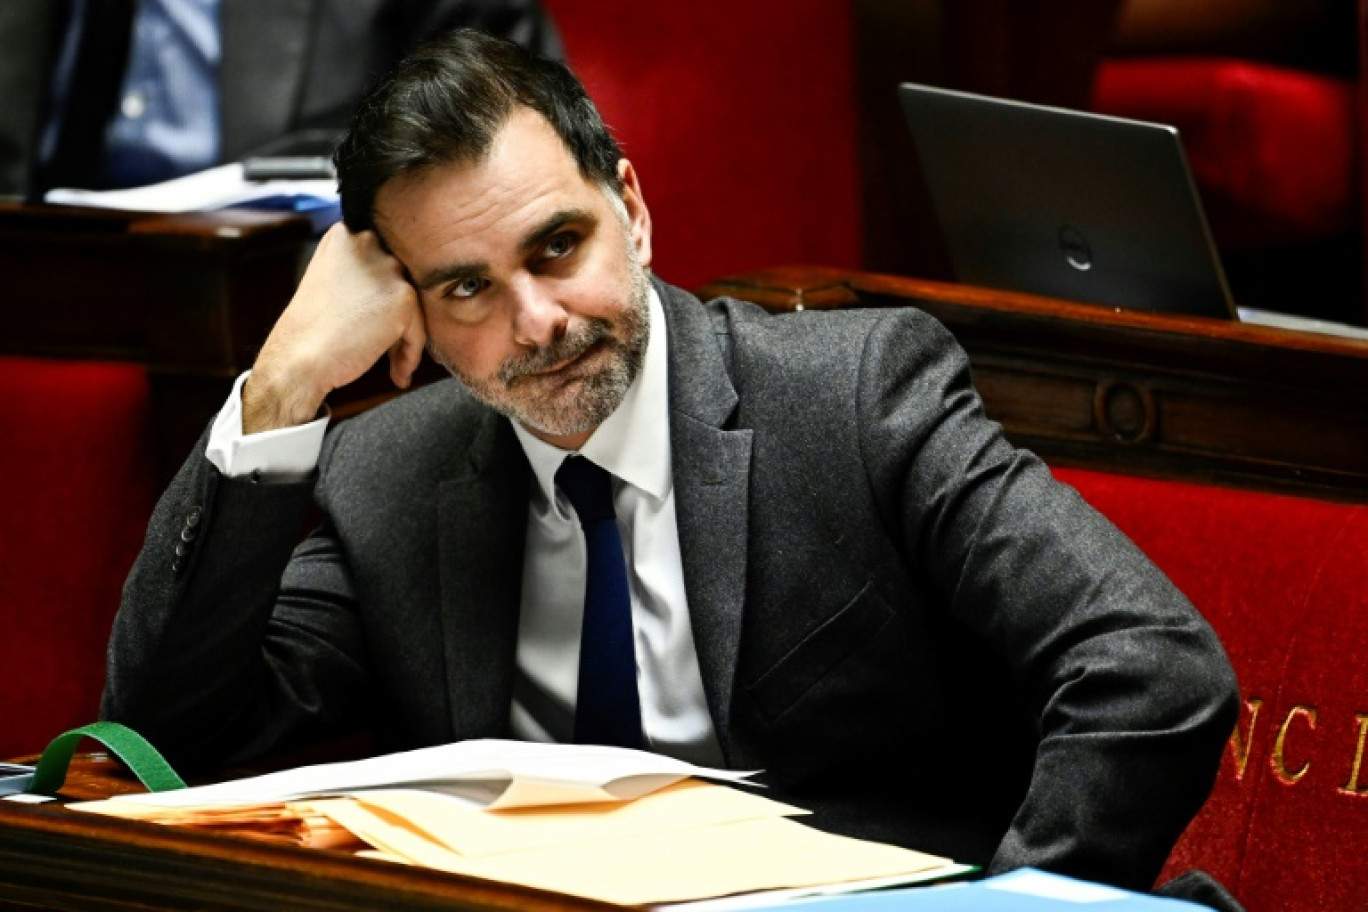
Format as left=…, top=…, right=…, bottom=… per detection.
left=44, top=163, right=340, bottom=232
left=71, top=739, right=970, bottom=905
left=67, top=798, right=362, bottom=849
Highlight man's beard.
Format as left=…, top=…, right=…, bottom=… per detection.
left=430, top=251, right=651, bottom=439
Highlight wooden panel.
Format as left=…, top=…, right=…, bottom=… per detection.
left=0, top=202, right=313, bottom=484
left=0, top=203, right=307, bottom=365
left=701, top=266, right=1368, bottom=501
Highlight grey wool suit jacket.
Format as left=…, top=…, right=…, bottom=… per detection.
left=104, top=278, right=1238, bottom=891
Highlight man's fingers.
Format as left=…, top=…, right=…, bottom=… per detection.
left=250, top=222, right=425, bottom=427
left=388, top=313, right=428, bottom=389
left=314, top=220, right=346, bottom=252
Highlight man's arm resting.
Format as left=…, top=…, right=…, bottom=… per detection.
left=102, top=406, right=367, bottom=771
left=103, top=223, right=425, bottom=769
left=860, top=310, right=1239, bottom=890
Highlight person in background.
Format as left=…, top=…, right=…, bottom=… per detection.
left=0, top=0, right=560, bottom=199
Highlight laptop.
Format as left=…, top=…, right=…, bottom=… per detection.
left=897, top=82, right=1238, bottom=320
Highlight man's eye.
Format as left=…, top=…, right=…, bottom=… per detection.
left=544, top=233, right=577, bottom=259
left=450, top=277, right=486, bottom=298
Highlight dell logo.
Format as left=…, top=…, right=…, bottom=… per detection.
left=1059, top=225, right=1093, bottom=271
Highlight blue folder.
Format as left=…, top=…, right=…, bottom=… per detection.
left=0, top=764, right=35, bottom=796
left=754, top=870, right=1209, bottom=911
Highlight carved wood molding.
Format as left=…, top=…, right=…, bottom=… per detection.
left=701, top=266, right=1368, bottom=501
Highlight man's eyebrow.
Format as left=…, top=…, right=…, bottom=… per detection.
left=412, top=208, right=598, bottom=293
left=415, top=260, right=489, bottom=293
left=520, top=207, right=597, bottom=255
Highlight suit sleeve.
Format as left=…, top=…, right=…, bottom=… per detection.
left=858, top=310, right=1238, bottom=890
left=101, top=428, right=370, bottom=772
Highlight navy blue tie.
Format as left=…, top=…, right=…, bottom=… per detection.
left=556, top=456, right=644, bottom=749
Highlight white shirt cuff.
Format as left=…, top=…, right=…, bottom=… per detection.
left=205, top=371, right=329, bottom=478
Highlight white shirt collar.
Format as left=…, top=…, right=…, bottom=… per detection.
left=513, top=286, right=671, bottom=504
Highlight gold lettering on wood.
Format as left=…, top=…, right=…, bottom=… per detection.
left=1229, top=698, right=1263, bottom=780
left=1338, top=714, right=1368, bottom=796
left=1272, top=704, right=1317, bottom=785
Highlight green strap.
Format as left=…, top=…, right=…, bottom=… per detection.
left=29, top=722, right=186, bottom=796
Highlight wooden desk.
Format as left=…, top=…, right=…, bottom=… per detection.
left=701, top=266, right=1368, bottom=501
left=0, top=756, right=609, bottom=912
left=0, top=202, right=448, bottom=484
left=0, top=202, right=313, bottom=486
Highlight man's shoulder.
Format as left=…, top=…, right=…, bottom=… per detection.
left=674, top=282, right=943, bottom=345
left=671, top=282, right=953, bottom=375
left=341, top=375, right=484, bottom=429
left=321, top=376, right=499, bottom=473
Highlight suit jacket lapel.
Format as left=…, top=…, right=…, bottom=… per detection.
left=437, top=411, right=529, bottom=740
left=430, top=282, right=753, bottom=755
left=659, top=280, right=753, bottom=761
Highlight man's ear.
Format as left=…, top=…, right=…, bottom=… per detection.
left=617, top=158, right=653, bottom=268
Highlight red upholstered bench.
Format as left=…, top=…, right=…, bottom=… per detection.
left=544, top=0, right=863, bottom=290
left=1090, top=52, right=1364, bottom=325
left=1057, top=468, right=1368, bottom=911
left=1091, top=57, right=1358, bottom=251
left=0, top=357, right=155, bottom=761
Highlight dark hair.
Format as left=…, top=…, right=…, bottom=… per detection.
left=335, top=29, right=622, bottom=231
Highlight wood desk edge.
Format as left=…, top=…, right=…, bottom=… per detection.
left=0, top=755, right=612, bottom=912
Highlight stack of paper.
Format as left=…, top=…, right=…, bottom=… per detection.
left=44, top=163, right=341, bottom=232
left=71, top=740, right=971, bottom=905
left=68, top=798, right=361, bottom=849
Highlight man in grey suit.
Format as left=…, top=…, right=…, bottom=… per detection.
left=103, top=29, right=1238, bottom=893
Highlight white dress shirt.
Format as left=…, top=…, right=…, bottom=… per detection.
left=205, top=288, right=722, bottom=764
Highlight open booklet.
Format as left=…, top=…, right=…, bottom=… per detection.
left=71, top=739, right=973, bottom=906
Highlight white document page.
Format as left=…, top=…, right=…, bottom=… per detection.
left=44, top=163, right=336, bottom=213
left=106, top=739, right=757, bottom=810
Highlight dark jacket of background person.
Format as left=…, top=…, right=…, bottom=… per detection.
left=0, top=0, right=560, bottom=199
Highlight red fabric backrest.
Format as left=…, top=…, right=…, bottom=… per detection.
left=543, top=0, right=862, bottom=290
left=0, top=358, right=155, bottom=760
left=1055, top=467, right=1368, bottom=911
left=1091, top=58, right=1357, bottom=248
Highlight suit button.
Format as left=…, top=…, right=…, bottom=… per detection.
left=171, top=558, right=183, bottom=574
left=174, top=541, right=190, bottom=558
left=182, top=506, right=202, bottom=541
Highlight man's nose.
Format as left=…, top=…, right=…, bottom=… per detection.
left=509, top=277, right=568, bottom=349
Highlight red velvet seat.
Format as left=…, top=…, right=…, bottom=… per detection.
left=544, top=0, right=863, bottom=290
left=1091, top=57, right=1358, bottom=250
left=1057, top=467, right=1368, bottom=912
left=1090, top=53, right=1364, bottom=324
left=0, top=358, right=155, bottom=760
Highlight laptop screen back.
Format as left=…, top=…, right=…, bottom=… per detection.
left=898, top=82, right=1236, bottom=320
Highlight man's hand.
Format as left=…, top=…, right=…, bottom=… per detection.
left=243, top=224, right=426, bottom=434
